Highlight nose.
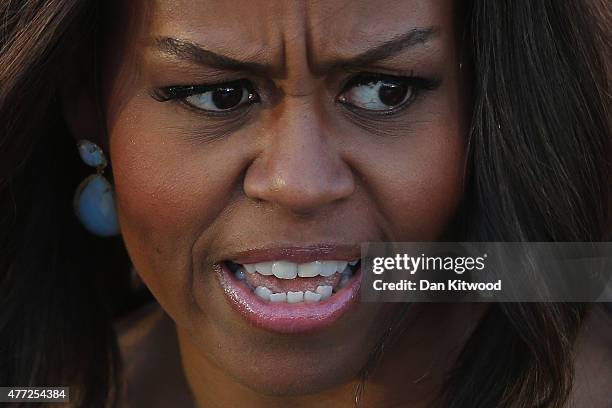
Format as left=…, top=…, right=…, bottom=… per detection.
left=243, top=99, right=355, bottom=214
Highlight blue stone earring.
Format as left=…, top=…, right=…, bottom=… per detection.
left=73, top=140, right=120, bottom=237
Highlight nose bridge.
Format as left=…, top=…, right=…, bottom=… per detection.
left=270, top=98, right=327, bottom=182
left=243, top=97, right=354, bottom=213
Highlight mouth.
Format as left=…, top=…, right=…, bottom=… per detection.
left=215, top=247, right=362, bottom=334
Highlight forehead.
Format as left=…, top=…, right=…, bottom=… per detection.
left=121, top=0, right=454, bottom=64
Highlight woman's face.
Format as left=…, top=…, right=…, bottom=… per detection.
left=100, top=0, right=467, bottom=395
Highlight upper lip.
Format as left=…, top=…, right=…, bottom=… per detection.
left=219, top=244, right=361, bottom=265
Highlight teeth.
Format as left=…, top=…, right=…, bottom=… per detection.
left=242, top=259, right=355, bottom=279
left=250, top=286, right=334, bottom=304
left=287, top=291, right=304, bottom=303
left=254, top=286, right=272, bottom=301
left=272, top=261, right=298, bottom=279
left=320, top=262, right=338, bottom=277
left=269, top=292, right=287, bottom=303
left=234, top=260, right=356, bottom=303
left=297, top=261, right=323, bottom=277
left=316, top=285, right=333, bottom=300
left=254, top=262, right=274, bottom=275
left=304, top=290, right=322, bottom=302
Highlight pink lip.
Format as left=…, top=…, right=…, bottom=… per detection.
left=215, top=248, right=362, bottom=334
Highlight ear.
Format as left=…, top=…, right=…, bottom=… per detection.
left=61, top=85, right=106, bottom=150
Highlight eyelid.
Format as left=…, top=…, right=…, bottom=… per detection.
left=153, top=85, right=201, bottom=101
left=150, top=79, right=261, bottom=120
left=152, top=78, right=257, bottom=102
left=337, top=72, right=441, bottom=116
left=340, top=72, right=439, bottom=93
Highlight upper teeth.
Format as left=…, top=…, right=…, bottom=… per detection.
left=242, top=260, right=353, bottom=279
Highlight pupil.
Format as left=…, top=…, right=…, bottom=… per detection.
left=378, top=83, right=408, bottom=107
left=212, top=86, right=243, bottom=110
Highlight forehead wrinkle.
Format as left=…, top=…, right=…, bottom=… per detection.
left=146, top=2, right=288, bottom=76
left=275, top=1, right=312, bottom=80
left=302, top=0, right=356, bottom=76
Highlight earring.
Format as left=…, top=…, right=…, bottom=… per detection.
left=73, top=140, right=120, bottom=237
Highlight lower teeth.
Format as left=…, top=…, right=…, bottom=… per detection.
left=255, top=285, right=333, bottom=303
left=234, top=267, right=354, bottom=304
left=230, top=262, right=357, bottom=304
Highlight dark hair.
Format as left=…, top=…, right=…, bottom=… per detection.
left=0, top=2, right=132, bottom=406
left=0, top=1, right=609, bottom=407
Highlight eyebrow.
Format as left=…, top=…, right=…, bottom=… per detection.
left=155, top=37, right=273, bottom=74
left=327, top=27, right=438, bottom=71
left=153, top=27, right=438, bottom=75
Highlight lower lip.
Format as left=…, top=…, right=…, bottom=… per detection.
left=216, top=263, right=362, bottom=334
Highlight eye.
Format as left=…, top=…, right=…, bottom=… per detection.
left=155, top=79, right=259, bottom=113
left=185, top=83, right=257, bottom=112
left=338, top=74, right=424, bottom=112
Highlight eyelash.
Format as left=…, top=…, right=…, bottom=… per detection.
left=152, top=79, right=259, bottom=116
left=338, top=72, right=440, bottom=116
left=152, top=73, right=440, bottom=116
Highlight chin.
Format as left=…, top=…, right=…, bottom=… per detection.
left=222, top=343, right=368, bottom=397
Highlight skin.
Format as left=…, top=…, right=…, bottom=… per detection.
left=66, top=0, right=481, bottom=406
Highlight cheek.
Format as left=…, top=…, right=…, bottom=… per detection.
left=107, top=105, right=246, bottom=318
left=350, top=116, right=466, bottom=241
left=389, top=131, right=464, bottom=240
left=369, top=77, right=468, bottom=240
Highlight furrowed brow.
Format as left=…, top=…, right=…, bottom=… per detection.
left=324, top=27, right=438, bottom=71
left=153, top=27, right=437, bottom=76
left=154, top=37, right=275, bottom=75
